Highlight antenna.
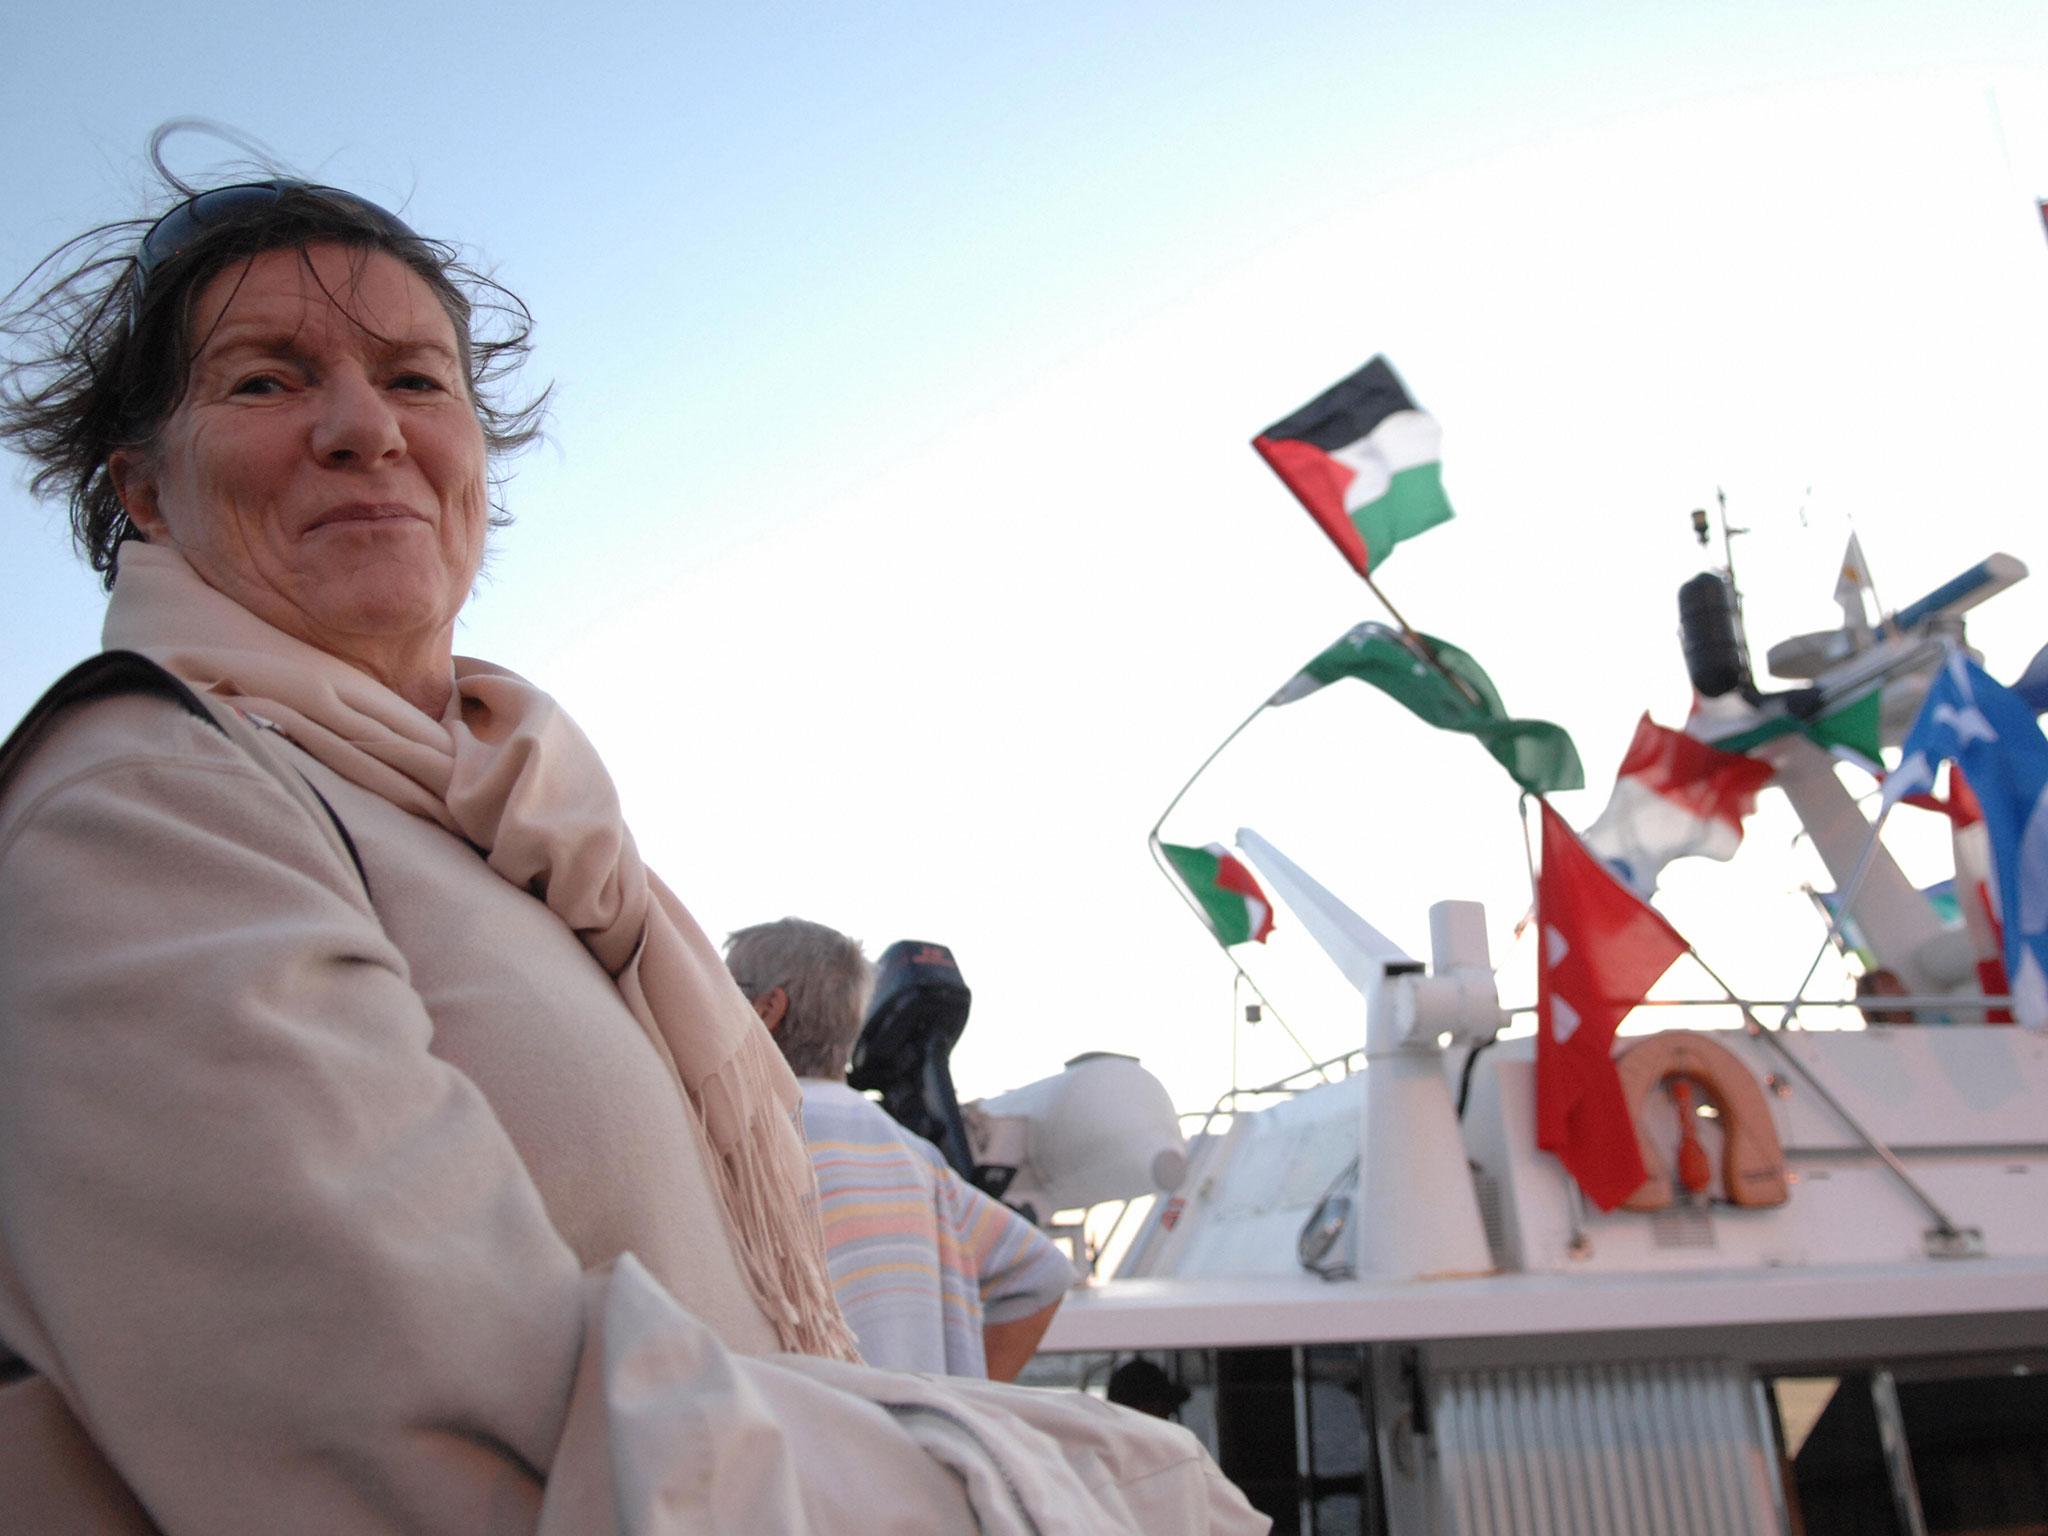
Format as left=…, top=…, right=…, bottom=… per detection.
left=1717, top=487, right=1749, bottom=599
left=1716, top=488, right=1757, bottom=688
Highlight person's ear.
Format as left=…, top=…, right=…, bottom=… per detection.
left=752, top=985, right=788, bottom=1034
left=108, top=449, right=167, bottom=540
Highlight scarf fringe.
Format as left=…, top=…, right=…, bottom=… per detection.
left=709, top=1077, right=865, bottom=1363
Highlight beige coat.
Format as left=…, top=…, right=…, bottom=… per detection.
left=0, top=682, right=772, bottom=1530
left=0, top=682, right=1266, bottom=1535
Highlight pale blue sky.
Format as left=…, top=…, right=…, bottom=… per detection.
left=6, top=4, right=2048, bottom=1106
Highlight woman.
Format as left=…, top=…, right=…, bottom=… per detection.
left=0, top=171, right=1263, bottom=1535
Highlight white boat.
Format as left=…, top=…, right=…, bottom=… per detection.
left=925, top=542, right=2048, bottom=1535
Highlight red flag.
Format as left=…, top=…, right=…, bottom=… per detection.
left=1947, top=767, right=2013, bottom=1022
left=1536, top=800, right=1689, bottom=1210
left=1582, top=713, right=1775, bottom=894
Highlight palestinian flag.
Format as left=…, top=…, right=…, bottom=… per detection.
left=1268, top=621, right=1583, bottom=795
left=1582, top=714, right=1776, bottom=896
left=1252, top=356, right=1452, bottom=578
left=1161, top=842, right=1276, bottom=946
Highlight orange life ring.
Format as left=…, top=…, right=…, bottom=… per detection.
left=1614, top=1031, right=1790, bottom=1211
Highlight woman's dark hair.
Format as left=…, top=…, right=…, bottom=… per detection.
left=0, top=126, right=548, bottom=589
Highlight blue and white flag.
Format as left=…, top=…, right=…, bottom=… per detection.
left=1882, top=651, right=2048, bottom=1029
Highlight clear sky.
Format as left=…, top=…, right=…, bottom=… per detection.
left=5, top=3, right=2048, bottom=1111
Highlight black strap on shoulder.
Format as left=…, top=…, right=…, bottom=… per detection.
left=0, top=651, right=220, bottom=781
left=291, top=778, right=371, bottom=901
left=0, top=650, right=370, bottom=898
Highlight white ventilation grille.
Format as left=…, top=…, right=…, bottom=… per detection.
left=1649, top=1207, right=1716, bottom=1250
left=1433, top=1360, right=1785, bottom=1536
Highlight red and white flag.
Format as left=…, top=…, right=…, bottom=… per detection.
left=1582, top=713, right=1775, bottom=897
left=1947, top=769, right=2015, bottom=1021
left=1536, top=800, right=1690, bottom=1210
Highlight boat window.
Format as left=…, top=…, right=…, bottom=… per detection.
left=1768, top=1373, right=1907, bottom=1535
left=1892, top=1365, right=2048, bottom=1534
left=1764, top=1362, right=2048, bottom=1536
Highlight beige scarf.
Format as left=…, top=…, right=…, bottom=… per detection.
left=104, top=542, right=860, bottom=1363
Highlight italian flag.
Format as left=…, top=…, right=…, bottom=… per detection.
left=1252, top=356, right=1453, bottom=578
left=1582, top=714, right=1777, bottom=896
left=1948, top=771, right=2015, bottom=1022
left=1161, top=842, right=1276, bottom=946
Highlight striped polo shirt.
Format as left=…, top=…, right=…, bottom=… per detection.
left=798, top=1078, right=1074, bottom=1376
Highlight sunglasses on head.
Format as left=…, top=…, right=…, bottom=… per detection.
left=134, top=179, right=422, bottom=284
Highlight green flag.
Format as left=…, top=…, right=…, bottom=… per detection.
left=1159, top=842, right=1276, bottom=946
left=1269, top=621, right=1583, bottom=794
left=1708, top=684, right=1884, bottom=771
left=1803, top=686, right=1884, bottom=773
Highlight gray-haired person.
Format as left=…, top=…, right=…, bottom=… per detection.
left=725, top=917, right=1073, bottom=1379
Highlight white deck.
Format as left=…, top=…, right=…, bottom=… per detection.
left=1042, top=1256, right=2048, bottom=1363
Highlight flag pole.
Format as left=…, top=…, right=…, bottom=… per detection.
left=1143, top=694, right=1268, bottom=965
left=1362, top=570, right=1491, bottom=714
left=1146, top=697, right=1328, bottom=1079
left=1516, top=791, right=1542, bottom=912
left=1360, top=571, right=1421, bottom=638
left=1148, top=698, right=1270, bottom=848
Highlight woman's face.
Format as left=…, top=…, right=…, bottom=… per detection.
left=113, top=242, right=489, bottom=684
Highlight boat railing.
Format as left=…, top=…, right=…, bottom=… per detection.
left=1185, top=993, right=2018, bottom=1135
left=1621, top=994, right=2015, bottom=1017
left=1142, top=993, right=2018, bottom=1267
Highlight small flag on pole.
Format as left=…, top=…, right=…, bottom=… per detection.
left=1536, top=801, right=1690, bottom=1210
left=1161, top=841, right=1276, bottom=946
left=1252, top=356, right=1453, bottom=577
left=1268, top=620, right=1583, bottom=795
left=1834, top=532, right=1875, bottom=638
